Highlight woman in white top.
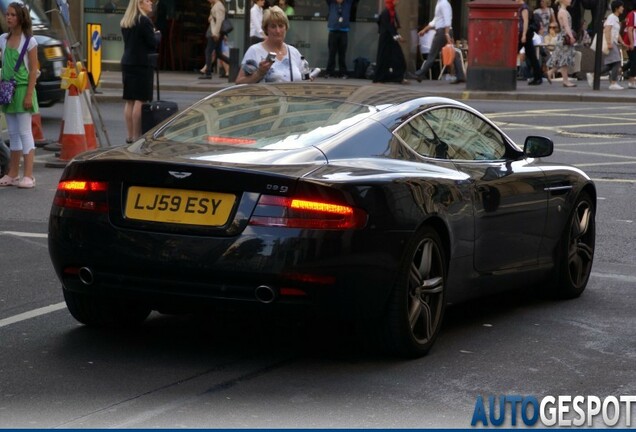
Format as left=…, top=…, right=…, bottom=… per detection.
left=601, top=0, right=626, bottom=90
left=236, top=6, right=305, bottom=83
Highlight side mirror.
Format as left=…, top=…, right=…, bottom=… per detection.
left=524, top=136, right=553, bottom=158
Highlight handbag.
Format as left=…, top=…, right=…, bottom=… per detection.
left=0, top=37, right=31, bottom=105
left=0, top=78, right=16, bottom=105
left=221, top=16, right=233, bottom=35
left=441, top=43, right=456, bottom=67
left=590, top=33, right=610, bottom=55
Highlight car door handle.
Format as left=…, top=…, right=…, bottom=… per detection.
left=544, top=184, right=573, bottom=195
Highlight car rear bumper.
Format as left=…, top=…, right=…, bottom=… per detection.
left=36, top=80, right=64, bottom=105
left=49, top=213, right=408, bottom=318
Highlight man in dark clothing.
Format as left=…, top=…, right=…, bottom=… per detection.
left=326, top=0, right=354, bottom=78
left=517, top=0, right=543, bottom=85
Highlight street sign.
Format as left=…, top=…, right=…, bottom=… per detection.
left=87, top=23, right=103, bottom=86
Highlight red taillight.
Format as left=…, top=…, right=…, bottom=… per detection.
left=249, top=195, right=367, bottom=229
left=283, top=272, right=336, bottom=285
left=53, top=180, right=109, bottom=212
left=207, top=136, right=257, bottom=145
left=279, top=287, right=308, bottom=297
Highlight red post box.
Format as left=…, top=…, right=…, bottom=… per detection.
left=467, top=0, right=519, bottom=91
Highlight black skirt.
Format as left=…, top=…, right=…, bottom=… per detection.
left=122, top=64, right=153, bottom=101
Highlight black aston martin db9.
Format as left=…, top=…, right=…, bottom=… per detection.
left=48, top=84, right=596, bottom=358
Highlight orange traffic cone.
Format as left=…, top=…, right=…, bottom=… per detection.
left=58, top=85, right=87, bottom=161
left=79, top=90, right=98, bottom=150
left=32, top=113, right=49, bottom=148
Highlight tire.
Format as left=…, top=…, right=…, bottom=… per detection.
left=383, top=226, right=447, bottom=358
left=63, top=289, right=151, bottom=328
left=554, top=191, right=596, bottom=299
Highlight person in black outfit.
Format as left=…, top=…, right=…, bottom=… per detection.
left=325, top=0, right=353, bottom=78
left=373, top=0, right=406, bottom=83
left=517, top=0, right=543, bottom=85
left=120, top=0, right=158, bottom=142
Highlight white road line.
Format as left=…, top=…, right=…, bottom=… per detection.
left=0, top=302, right=67, bottom=329
left=558, top=148, right=636, bottom=160
left=592, top=272, right=636, bottom=284
left=0, top=231, right=48, bottom=238
left=579, top=161, right=636, bottom=167
left=590, top=178, right=636, bottom=184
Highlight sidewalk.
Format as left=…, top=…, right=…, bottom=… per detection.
left=95, top=70, right=636, bottom=104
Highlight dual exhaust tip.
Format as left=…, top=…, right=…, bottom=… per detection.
left=254, top=285, right=277, bottom=304
left=78, top=267, right=278, bottom=304
left=78, top=267, right=94, bottom=286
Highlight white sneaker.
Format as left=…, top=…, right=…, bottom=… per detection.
left=586, top=73, right=593, bottom=88
left=609, top=83, right=624, bottom=90
left=628, top=82, right=636, bottom=89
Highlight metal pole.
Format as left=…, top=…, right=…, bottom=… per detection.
left=592, top=0, right=605, bottom=91
left=243, top=0, right=250, bottom=56
left=229, top=47, right=240, bottom=82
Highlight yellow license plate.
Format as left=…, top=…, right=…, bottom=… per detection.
left=44, top=47, right=63, bottom=59
left=125, top=186, right=235, bottom=226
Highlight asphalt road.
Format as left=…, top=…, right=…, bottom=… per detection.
left=0, top=96, right=634, bottom=428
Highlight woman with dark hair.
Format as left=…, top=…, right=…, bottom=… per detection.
left=373, top=0, right=406, bottom=84
left=120, top=0, right=158, bottom=143
left=0, top=2, right=39, bottom=188
left=594, top=0, right=626, bottom=90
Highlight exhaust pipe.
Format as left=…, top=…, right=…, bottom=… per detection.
left=78, top=267, right=94, bottom=286
left=254, top=285, right=277, bottom=304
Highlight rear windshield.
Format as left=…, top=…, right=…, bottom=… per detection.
left=156, top=94, right=375, bottom=150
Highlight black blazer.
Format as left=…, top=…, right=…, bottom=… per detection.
left=121, top=15, right=157, bottom=67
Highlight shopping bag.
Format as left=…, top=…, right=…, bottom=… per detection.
left=441, top=44, right=456, bottom=67
left=591, top=33, right=609, bottom=55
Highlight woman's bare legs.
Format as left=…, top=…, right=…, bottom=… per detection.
left=561, top=66, right=576, bottom=86
left=23, top=149, right=34, bottom=179
left=124, top=99, right=145, bottom=141
left=7, top=150, right=21, bottom=178
left=124, top=100, right=134, bottom=141
left=132, top=100, right=144, bottom=139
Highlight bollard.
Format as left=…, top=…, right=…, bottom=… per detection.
left=229, top=47, right=239, bottom=83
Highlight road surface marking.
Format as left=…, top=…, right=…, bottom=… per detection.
left=0, top=303, right=66, bottom=329
left=591, top=178, right=636, bottom=183
left=0, top=231, right=48, bottom=238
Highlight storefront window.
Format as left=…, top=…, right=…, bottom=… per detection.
left=84, top=0, right=125, bottom=62
left=83, top=0, right=385, bottom=69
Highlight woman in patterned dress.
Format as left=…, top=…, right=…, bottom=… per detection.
left=546, top=0, right=577, bottom=87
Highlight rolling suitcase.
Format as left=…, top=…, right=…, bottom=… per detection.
left=141, top=60, right=178, bottom=134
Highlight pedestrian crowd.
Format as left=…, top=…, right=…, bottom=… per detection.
left=514, top=0, right=635, bottom=91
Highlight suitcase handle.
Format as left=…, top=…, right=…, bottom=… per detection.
left=148, top=53, right=160, bottom=101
